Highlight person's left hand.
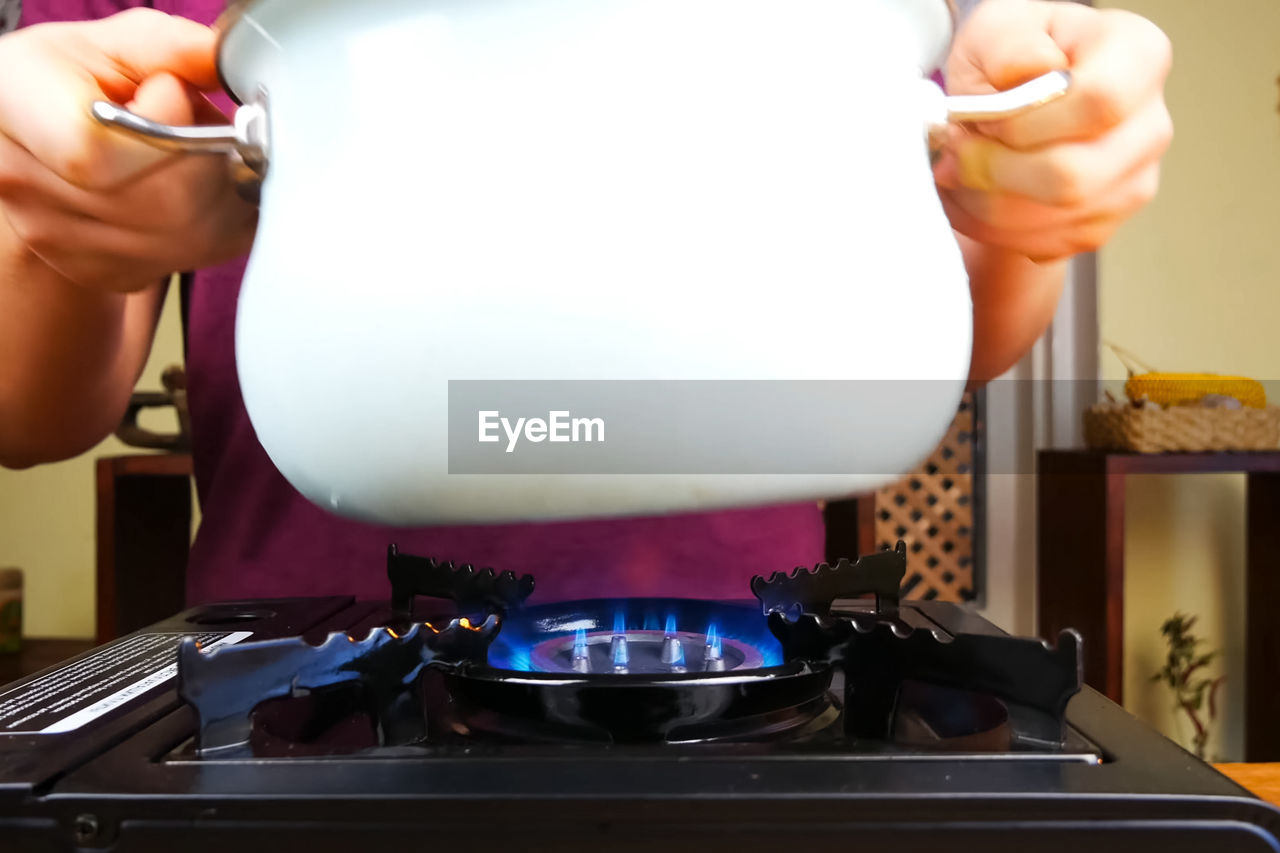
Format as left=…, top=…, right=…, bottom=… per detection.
left=933, top=0, right=1172, bottom=263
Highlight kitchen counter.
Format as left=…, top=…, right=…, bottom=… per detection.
left=1217, top=764, right=1280, bottom=808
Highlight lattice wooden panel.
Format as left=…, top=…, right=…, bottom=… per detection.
left=874, top=394, right=977, bottom=601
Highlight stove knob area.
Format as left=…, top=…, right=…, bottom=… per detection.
left=72, top=813, right=102, bottom=846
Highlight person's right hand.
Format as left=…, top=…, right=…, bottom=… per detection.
left=0, top=8, right=257, bottom=292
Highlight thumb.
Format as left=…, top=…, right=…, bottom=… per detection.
left=949, top=3, right=1169, bottom=151
left=0, top=10, right=221, bottom=188
left=82, top=10, right=223, bottom=181
left=946, top=0, right=1069, bottom=95
left=93, top=70, right=230, bottom=184
left=126, top=71, right=220, bottom=129
left=84, top=8, right=220, bottom=93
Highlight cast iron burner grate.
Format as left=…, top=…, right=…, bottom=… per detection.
left=175, top=542, right=1083, bottom=753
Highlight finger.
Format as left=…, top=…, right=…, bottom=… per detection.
left=0, top=13, right=218, bottom=189
left=1, top=111, right=255, bottom=275
left=81, top=8, right=220, bottom=91
left=1022, top=217, right=1124, bottom=263
left=0, top=130, right=107, bottom=219
left=0, top=125, right=207, bottom=231
left=977, top=8, right=1172, bottom=149
left=96, top=70, right=229, bottom=184
left=117, top=151, right=257, bottom=237
left=89, top=69, right=217, bottom=187
left=5, top=181, right=253, bottom=291
left=948, top=96, right=1172, bottom=205
left=941, top=171, right=1156, bottom=263
left=939, top=192, right=1052, bottom=254
left=947, top=0, right=1068, bottom=95
left=940, top=187, right=1083, bottom=236
left=942, top=194, right=1124, bottom=262
left=6, top=176, right=256, bottom=291
left=2, top=125, right=255, bottom=275
left=126, top=71, right=210, bottom=126
left=938, top=159, right=1163, bottom=235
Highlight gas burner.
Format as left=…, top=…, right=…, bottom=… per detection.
left=446, top=598, right=822, bottom=743
left=527, top=626, right=764, bottom=675
left=173, top=542, right=1085, bottom=750
left=488, top=598, right=780, bottom=675
left=440, top=658, right=834, bottom=744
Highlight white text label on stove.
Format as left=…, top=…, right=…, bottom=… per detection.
left=0, top=631, right=254, bottom=736
left=478, top=410, right=605, bottom=453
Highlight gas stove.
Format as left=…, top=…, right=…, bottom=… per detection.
left=0, top=545, right=1276, bottom=852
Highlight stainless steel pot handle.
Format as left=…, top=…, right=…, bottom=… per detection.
left=944, top=70, right=1071, bottom=121
left=89, top=95, right=270, bottom=200
left=87, top=70, right=1068, bottom=191
left=925, top=70, right=1071, bottom=152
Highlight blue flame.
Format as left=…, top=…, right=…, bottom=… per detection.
left=486, top=598, right=783, bottom=672
left=572, top=627, right=588, bottom=659
left=706, top=622, right=722, bottom=657
left=502, top=644, right=532, bottom=673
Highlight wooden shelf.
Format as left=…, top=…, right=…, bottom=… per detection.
left=96, top=453, right=194, bottom=645
left=0, top=638, right=95, bottom=686
left=1037, top=448, right=1280, bottom=761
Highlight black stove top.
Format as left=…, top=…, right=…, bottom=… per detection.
left=0, top=546, right=1276, bottom=852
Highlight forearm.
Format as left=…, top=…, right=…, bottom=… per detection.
left=961, top=234, right=1067, bottom=389
left=0, top=216, right=164, bottom=468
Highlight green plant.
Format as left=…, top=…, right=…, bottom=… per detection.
left=1150, top=612, right=1225, bottom=760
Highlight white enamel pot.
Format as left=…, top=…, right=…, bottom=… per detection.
left=94, top=0, right=1068, bottom=525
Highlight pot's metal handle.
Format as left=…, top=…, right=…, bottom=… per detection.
left=925, top=70, right=1071, bottom=152
left=89, top=98, right=270, bottom=201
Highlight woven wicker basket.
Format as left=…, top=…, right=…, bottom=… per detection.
left=1083, top=403, right=1280, bottom=453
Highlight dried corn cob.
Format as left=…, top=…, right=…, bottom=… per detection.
left=1124, top=373, right=1266, bottom=409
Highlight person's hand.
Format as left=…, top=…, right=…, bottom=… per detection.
left=933, top=0, right=1172, bottom=263
left=0, top=8, right=256, bottom=292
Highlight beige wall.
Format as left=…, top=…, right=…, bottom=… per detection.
left=1096, top=0, right=1280, bottom=760
left=0, top=286, right=188, bottom=638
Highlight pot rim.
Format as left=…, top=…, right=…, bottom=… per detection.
left=212, top=0, right=958, bottom=106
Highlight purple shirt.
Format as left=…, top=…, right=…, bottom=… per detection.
left=20, top=0, right=826, bottom=604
